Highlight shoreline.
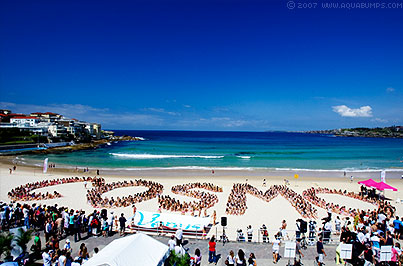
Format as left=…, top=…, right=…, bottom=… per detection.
left=1, top=155, right=403, bottom=180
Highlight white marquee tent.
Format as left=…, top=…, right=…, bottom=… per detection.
left=83, top=233, right=169, bottom=266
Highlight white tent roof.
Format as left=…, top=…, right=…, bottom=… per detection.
left=83, top=233, right=169, bottom=266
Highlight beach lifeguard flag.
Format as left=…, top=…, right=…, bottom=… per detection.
left=380, top=170, right=386, bottom=183
left=294, top=174, right=299, bottom=179
left=43, top=158, right=48, bottom=173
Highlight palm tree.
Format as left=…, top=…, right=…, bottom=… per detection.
left=0, top=232, right=14, bottom=259
left=14, top=228, right=33, bottom=253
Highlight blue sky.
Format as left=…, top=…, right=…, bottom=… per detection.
left=0, top=0, right=402, bottom=131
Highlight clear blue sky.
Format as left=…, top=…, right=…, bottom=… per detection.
left=1, top=0, right=402, bottom=131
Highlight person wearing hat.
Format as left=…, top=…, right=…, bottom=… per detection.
left=63, top=239, right=72, bottom=253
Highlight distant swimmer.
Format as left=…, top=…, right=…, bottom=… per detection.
left=212, top=170, right=215, bottom=174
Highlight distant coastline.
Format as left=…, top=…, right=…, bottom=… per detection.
left=305, top=126, right=403, bottom=139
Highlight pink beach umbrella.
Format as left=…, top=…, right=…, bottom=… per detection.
left=374, top=181, right=398, bottom=191
left=357, top=178, right=379, bottom=188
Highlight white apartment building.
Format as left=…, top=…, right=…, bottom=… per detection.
left=10, top=117, right=39, bottom=127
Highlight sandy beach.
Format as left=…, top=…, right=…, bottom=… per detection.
left=1, top=157, right=403, bottom=241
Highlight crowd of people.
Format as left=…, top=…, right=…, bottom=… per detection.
left=158, top=182, right=222, bottom=215
left=225, top=183, right=317, bottom=218
left=86, top=177, right=163, bottom=208
left=302, top=187, right=379, bottom=217
left=334, top=200, right=403, bottom=266
left=0, top=200, right=118, bottom=265
left=8, top=177, right=94, bottom=201
left=168, top=233, right=259, bottom=266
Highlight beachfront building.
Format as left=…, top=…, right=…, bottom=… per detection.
left=30, top=112, right=63, bottom=123
left=0, top=121, right=51, bottom=136
left=48, top=124, right=68, bottom=138
left=85, top=123, right=102, bottom=139
left=0, top=109, right=103, bottom=143
left=10, top=116, right=39, bottom=127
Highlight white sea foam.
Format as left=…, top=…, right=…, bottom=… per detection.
left=118, top=166, right=403, bottom=172
left=237, top=156, right=251, bottom=159
left=273, top=167, right=403, bottom=172
left=121, top=166, right=255, bottom=171
left=110, top=153, right=224, bottom=159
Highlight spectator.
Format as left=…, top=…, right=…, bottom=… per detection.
left=176, top=228, right=183, bottom=246
left=168, top=235, right=176, bottom=251
left=247, top=225, right=253, bottom=242
left=208, top=236, right=217, bottom=264
left=42, top=249, right=53, bottom=266
left=295, top=238, right=304, bottom=264
left=235, top=249, right=246, bottom=266
left=226, top=250, right=235, bottom=266
left=272, top=233, right=281, bottom=264
left=261, top=224, right=269, bottom=243
left=316, top=237, right=326, bottom=266
left=248, top=253, right=257, bottom=266
left=119, top=213, right=126, bottom=236
left=191, top=248, right=202, bottom=266
left=361, top=243, right=375, bottom=266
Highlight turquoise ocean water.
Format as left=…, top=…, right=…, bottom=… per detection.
left=22, top=131, right=403, bottom=171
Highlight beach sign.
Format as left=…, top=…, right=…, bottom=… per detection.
left=380, top=246, right=392, bottom=262
left=284, top=242, right=296, bottom=258
left=340, top=244, right=353, bottom=259
left=132, top=210, right=210, bottom=231
left=294, top=174, right=299, bottom=179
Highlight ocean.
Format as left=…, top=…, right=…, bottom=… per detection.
left=19, top=130, right=403, bottom=171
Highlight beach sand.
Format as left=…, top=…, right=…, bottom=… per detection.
left=1, top=157, right=402, bottom=241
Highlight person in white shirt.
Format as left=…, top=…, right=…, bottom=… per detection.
left=324, top=221, right=332, bottom=232
left=58, top=250, right=67, bottom=266
left=42, top=249, right=53, bottom=266
left=108, top=212, right=114, bottom=233
left=247, top=225, right=253, bottom=242
left=168, top=235, right=176, bottom=251
left=357, top=229, right=365, bottom=243
left=174, top=245, right=185, bottom=256
left=272, top=233, right=281, bottom=263
left=378, top=213, right=386, bottom=224
left=175, top=228, right=183, bottom=246
left=226, top=250, right=235, bottom=266
left=335, top=216, right=341, bottom=235
left=23, top=206, right=29, bottom=228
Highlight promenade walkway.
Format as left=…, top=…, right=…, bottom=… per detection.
left=33, top=232, right=339, bottom=266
